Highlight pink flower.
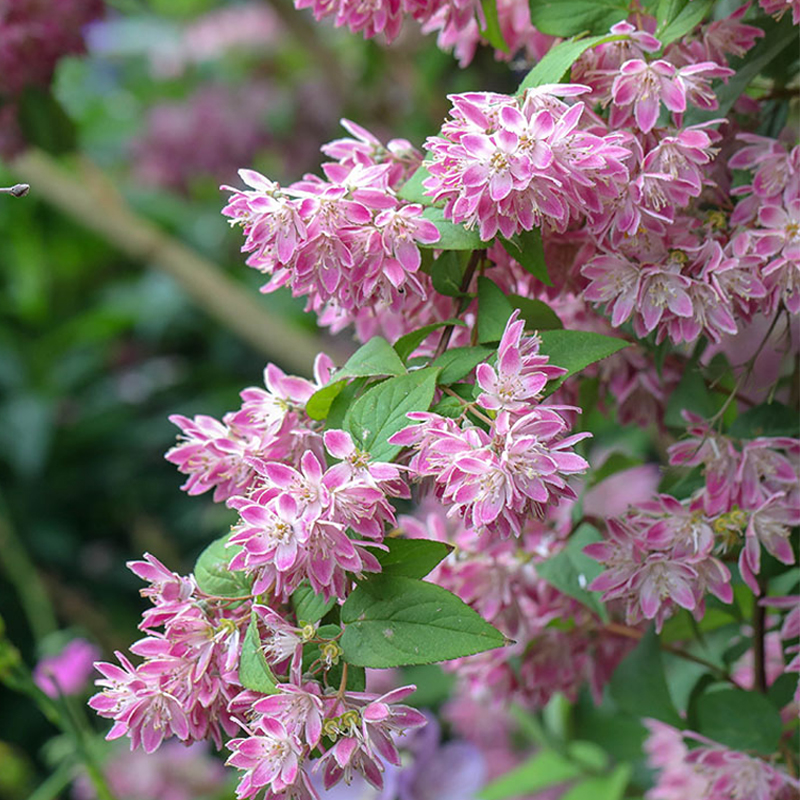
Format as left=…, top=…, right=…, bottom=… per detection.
left=34, top=639, right=101, bottom=698
left=610, top=60, right=685, bottom=133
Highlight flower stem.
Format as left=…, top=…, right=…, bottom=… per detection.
left=752, top=583, right=768, bottom=694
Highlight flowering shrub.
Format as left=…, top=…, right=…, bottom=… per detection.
left=0, top=0, right=794, bottom=798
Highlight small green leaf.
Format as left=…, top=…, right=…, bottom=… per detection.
left=194, top=534, right=250, bottom=598
left=518, top=33, right=626, bottom=91
left=376, top=538, right=452, bottom=578
left=610, top=627, right=683, bottom=727
left=664, top=366, right=714, bottom=428
left=420, top=207, right=484, bottom=250
left=695, top=688, right=783, bottom=754
left=341, top=574, right=506, bottom=667
left=306, top=380, right=347, bottom=421
left=432, top=346, right=493, bottom=384
left=239, top=613, right=279, bottom=694
left=559, top=764, right=632, bottom=800
left=537, top=524, right=607, bottom=620
left=431, top=251, right=470, bottom=297
left=393, top=320, right=466, bottom=362
left=336, top=337, right=407, bottom=379
left=477, top=277, right=514, bottom=343
left=657, top=0, right=712, bottom=46
left=480, top=0, right=509, bottom=51
left=500, top=229, right=551, bottom=285
left=537, top=330, right=629, bottom=396
left=292, top=582, right=337, bottom=624
left=479, top=748, right=582, bottom=800
left=398, top=164, right=434, bottom=205
left=509, top=295, right=563, bottom=330
left=343, top=368, right=439, bottom=462
left=326, top=378, right=366, bottom=431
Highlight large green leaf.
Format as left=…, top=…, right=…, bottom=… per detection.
left=420, top=207, right=484, bottom=250
left=336, top=337, right=407, bottom=379
left=340, top=574, right=506, bottom=667
left=343, top=368, right=439, bottom=462
left=657, top=0, right=712, bottom=46
left=431, top=251, right=470, bottom=297
left=663, top=366, right=714, bottom=427
left=537, top=329, right=629, bottom=396
left=306, top=379, right=347, bottom=421
left=17, top=87, right=77, bottom=155
left=509, top=295, right=563, bottom=330
left=480, top=748, right=583, bottom=799
left=610, top=627, right=683, bottom=727
left=397, top=164, right=435, bottom=205
left=194, top=533, right=250, bottom=598
left=376, top=538, right=452, bottom=579
left=695, top=688, right=783, bottom=754
left=480, top=0, right=509, bottom=51
left=537, top=524, right=607, bottom=620
left=432, top=346, right=493, bottom=384
left=393, top=320, right=465, bottom=362
left=239, top=612, right=279, bottom=694
left=518, top=33, right=626, bottom=91
left=728, top=401, right=799, bottom=439
left=477, top=276, right=514, bottom=343
left=292, top=582, right=337, bottom=625
left=528, top=0, right=628, bottom=37
left=500, top=229, right=551, bottom=285
left=560, top=765, right=631, bottom=800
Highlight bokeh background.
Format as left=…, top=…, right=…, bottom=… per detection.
left=0, top=1, right=518, bottom=795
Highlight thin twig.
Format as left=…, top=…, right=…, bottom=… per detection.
left=753, top=583, right=768, bottom=694
left=433, top=250, right=483, bottom=360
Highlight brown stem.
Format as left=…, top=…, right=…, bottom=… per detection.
left=604, top=622, right=739, bottom=685
left=753, top=585, right=768, bottom=694
left=433, top=250, right=483, bottom=360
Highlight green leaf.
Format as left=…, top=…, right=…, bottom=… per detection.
left=194, top=533, right=250, bottom=598
left=393, top=320, right=466, bottom=362
left=306, top=379, right=347, bottom=421
left=432, top=346, right=493, bottom=384
left=17, top=87, right=77, bottom=155
left=376, top=538, right=452, bottom=578
left=500, top=229, right=551, bottom=285
left=340, top=574, right=506, bottom=667
left=518, top=33, right=625, bottom=91
left=527, top=0, right=627, bottom=37
left=559, top=765, right=632, bottom=800
left=398, top=164, right=434, bottom=205
left=685, top=16, right=797, bottom=125
left=343, top=368, right=439, bottom=462
left=326, top=378, right=366, bottom=430
left=292, top=582, right=337, bottom=624
left=336, top=337, right=407, bottom=379
left=431, top=251, right=470, bottom=297
left=479, top=748, right=583, bottom=800
left=477, top=277, right=514, bottom=343
left=302, top=625, right=365, bottom=692
left=537, top=524, right=608, bottom=620
left=695, top=688, right=783, bottom=754
left=728, top=401, right=799, bottom=439
left=664, top=366, right=714, bottom=427
left=239, top=613, right=279, bottom=694
left=657, top=0, right=712, bottom=46
left=480, top=0, right=509, bottom=52
left=509, top=295, right=563, bottom=330
left=420, top=207, right=484, bottom=250
left=537, top=329, right=629, bottom=396
left=610, top=627, right=683, bottom=727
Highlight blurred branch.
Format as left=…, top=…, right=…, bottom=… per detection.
left=0, top=494, right=58, bottom=643
left=9, top=149, right=342, bottom=376
left=0, top=182, right=29, bottom=197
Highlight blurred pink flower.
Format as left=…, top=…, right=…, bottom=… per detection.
left=34, top=638, right=101, bottom=698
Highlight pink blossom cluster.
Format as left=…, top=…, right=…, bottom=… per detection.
left=90, top=554, right=245, bottom=752
left=222, top=121, right=439, bottom=315
left=89, top=554, right=428, bottom=800
left=226, top=428, right=408, bottom=601
left=423, top=86, right=629, bottom=241
left=0, top=0, right=104, bottom=156
left=762, top=595, right=800, bottom=707
left=668, top=414, right=800, bottom=593
left=644, top=719, right=800, bottom=800
left=759, top=0, right=800, bottom=24
left=166, top=357, right=332, bottom=503
left=390, top=312, right=589, bottom=538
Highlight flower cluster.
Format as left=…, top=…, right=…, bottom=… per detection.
left=222, top=121, right=439, bottom=315
left=391, top=312, right=589, bottom=538
left=644, top=719, right=800, bottom=800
